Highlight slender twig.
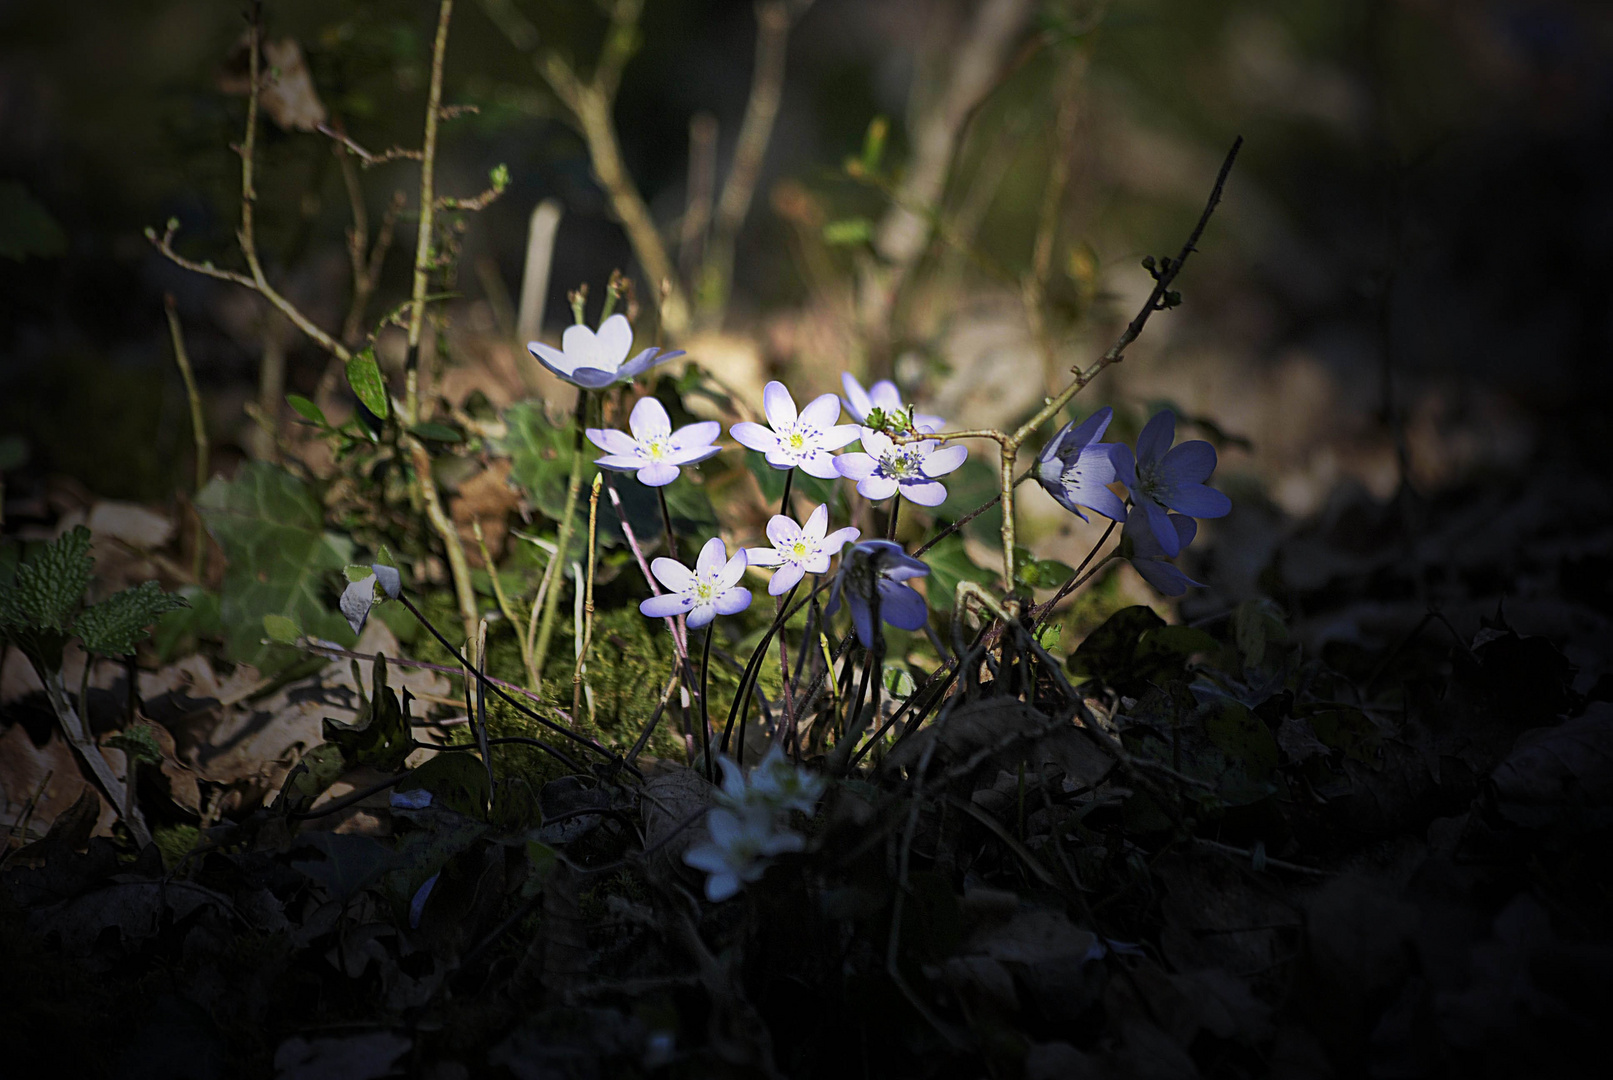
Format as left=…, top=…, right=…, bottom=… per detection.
left=164, top=295, right=209, bottom=581
left=317, top=122, right=424, bottom=166
left=404, top=0, right=453, bottom=422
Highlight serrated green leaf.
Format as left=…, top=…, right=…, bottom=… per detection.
left=105, top=724, right=166, bottom=767
left=195, top=463, right=353, bottom=667
left=76, top=580, right=189, bottom=657
left=345, top=349, right=390, bottom=419
left=286, top=394, right=327, bottom=426
left=0, top=525, right=93, bottom=641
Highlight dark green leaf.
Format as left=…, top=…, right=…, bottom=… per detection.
left=409, top=422, right=462, bottom=443
left=323, top=653, right=412, bottom=771
left=399, top=751, right=491, bottom=819
left=344, top=349, right=390, bottom=419
left=286, top=394, right=327, bottom=426
left=195, top=463, right=354, bottom=666
left=76, top=580, right=189, bottom=657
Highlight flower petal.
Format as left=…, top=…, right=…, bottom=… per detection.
left=745, top=546, right=784, bottom=567
left=1163, top=483, right=1231, bottom=520
left=821, top=526, right=860, bottom=555
left=669, top=420, right=721, bottom=453
left=766, top=514, right=803, bottom=548
left=834, top=452, right=877, bottom=481
left=1141, top=499, right=1181, bottom=558
left=819, top=424, right=862, bottom=451
left=650, top=557, right=694, bottom=592
left=594, top=453, right=647, bottom=470
left=796, top=450, right=842, bottom=479
left=1159, top=440, right=1218, bottom=488
left=587, top=427, right=639, bottom=456
left=528, top=340, right=579, bottom=378
left=841, top=372, right=873, bottom=421
left=858, top=475, right=900, bottom=502
left=666, top=444, right=722, bottom=468
left=859, top=428, right=894, bottom=456
left=921, top=443, right=968, bottom=478
left=899, top=479, right=948, bottom=506
left=1171, top=514, right=1199, bottom=549
left=594, top=313, right=633, bottom=369
left=629, top=396, right=672, bottom=440
left=561, top=323, right=599, bottom=368
left=769, top=563, right=805, bottom=595
left=713, top=586, right=752, bottom=616
left=568, top=366, right=620, bottom=389
left=1131, top=557, right=1198, bottom=597
left=641, top=592, right=693, bottom=618
left=869, top=380, right=903, bottom=413
left=1135, top=410, right=1176, bottom=466
left=1110, top=443, right=1138, bottom=490
left=877, top=581, right=929, bottom=631
left=686, top=603, right=716, bottom=629
left=798, top=392, right=842, bottom=430
left=730, top=421, right=780, bottom=453
left=802, top=504, right=829, bottom=540
left=637, top=461, right=680, bottom=486
left=716, top=550, right=749, bottom=591
left=847, top=594, right=875, bottom=649
left=762, top=381, right=797, bottom=429
left=694, top=536, right=728, bottom=580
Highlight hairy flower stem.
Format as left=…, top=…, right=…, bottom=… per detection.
left=531, top=393, right=590, bottom=687
left=698, top=623, right=715, bottom=781
left=779, top=467, right=795, bottom=521
left=656, top=484, right=678, bottom=565
left=572, top=474, right=602, bottom=723
left=886, top=496, right=901, bottom=541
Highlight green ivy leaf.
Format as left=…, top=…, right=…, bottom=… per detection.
left=195, top=463, right=354, bottom=666
left=345, top=349, right=390, bottom=419
left=76, top=580, right=189, bottom=657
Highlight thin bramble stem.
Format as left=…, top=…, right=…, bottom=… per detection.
left=404, top=0, right=453, bottom=423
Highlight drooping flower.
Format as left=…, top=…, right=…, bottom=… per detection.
left=1111, top=410, right=1231, bottom=556
left=639, top=536, right=751, bottom=629
left=730, top=382, right=860, bottom=478
left=527, top=313, right=683, bottom=389
left=1035, top=407, right=1127, bottom=523
left=338, top=562, right=405, bottom=635
left=1121, top=503, right=1202, bottom=597
left=682, top=804, right=805, bottom=902
left=826, top=539, right=930, bottom=648
left=744, top=503, right=860, bottom=596
left=834, top=429, right=967, bottom=507
left=588, top=396, right=721, bottom=487
left=840, top=373, right=944, bottom=434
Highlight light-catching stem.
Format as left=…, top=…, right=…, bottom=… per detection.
left=531, top=392, right=590, bottom=687
left=572, top=474, right=603, bottom=723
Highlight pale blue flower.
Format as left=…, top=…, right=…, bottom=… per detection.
left=588, top=396, right=720, bottom=487
left=826, top=539, right=930, bottom=648
left=834, top=429, right=967, bottom=507
left=527, top=313, right=683, bottom=389
left=1122, top=503, right=1202, bottom=597
left=744, top=503, right=860, bottom=596
left=1035, top=407, right=1126, bottom=523
left=682, top=803, right=804, bottom=902
left=840, top=373, right=944, bottom=433
left=731, top=381, right=860, bottom=479
left=1111, top=410, right=1230, bottom=556
left=639, top=536, right=751, bottom=629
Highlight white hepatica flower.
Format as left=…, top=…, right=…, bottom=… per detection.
left=638, top=536, right=752, bottom=629
left=744, top=503, right=860, bottom=595
left=587, top=396, right=722, bottom=487
left=682, top=806, right=804, bottom=902
left=833, top=429, right=967, bottom=506
left=730, top=381, right=860, bottom=478
left=526, top=313, right=683, bottom=389
left=744, top=746, right=826, bottom=816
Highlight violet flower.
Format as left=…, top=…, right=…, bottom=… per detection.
left=745, top=503, right=860, bottom=596
left=840, top=373, right=944, bottom=434
left=639, top=536, right=752, bottom=629
left=1121, top=503, right=1202, bottom=597
left=1111, top=410, right=1231, bottom=556
left=826, top=539, right=930, bottom=648
left=587, top=396, right=720, bottom=487
left=1035, top=407, right=1127, bottom=523
left=526, top=313, right=683, bottom=389
left=834, top=429, right=967, bottom=507
left=731, top=381, right=860, bottom=479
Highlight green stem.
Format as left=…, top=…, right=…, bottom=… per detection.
left=530, top=393, right=590, bottom=689
left=698, top=623, right=715, bottom=781
left=886, top=495, right=901, bottom=540
left=779, top=467, right=795, bottom=521
left=657, top=483, right=678, bottom=564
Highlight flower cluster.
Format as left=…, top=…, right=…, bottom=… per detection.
left=1034, top=407, right=1230, bottom=595
left=683, top=746, right=826, bottom=901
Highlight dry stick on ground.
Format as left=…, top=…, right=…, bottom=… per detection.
left=893, top=136, right=1244, bottom=596
left=164, top=295, right=209, bottom=582
left=480, top=0, right=690, bottom=336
